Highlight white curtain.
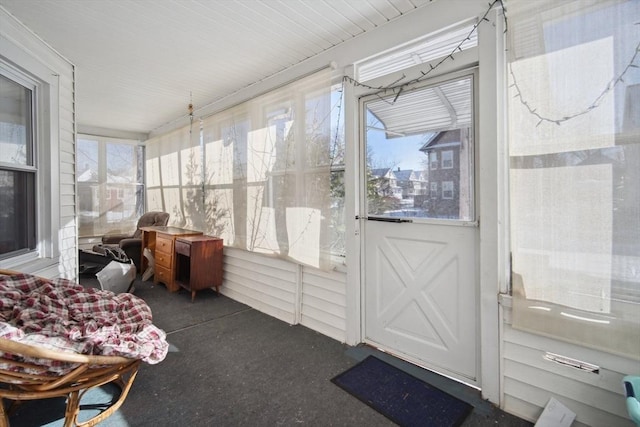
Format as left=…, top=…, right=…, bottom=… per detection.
left=145, top=124, right=197, bottom=228
left=147, top=69, right=333, bottom=269
left=507, top=0, right=640, bottom=358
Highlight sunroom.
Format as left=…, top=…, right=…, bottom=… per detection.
left=0, top=0, right=639, bottom=426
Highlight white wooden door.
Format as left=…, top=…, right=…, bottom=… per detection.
left=361, top=72, right=479, bottom=383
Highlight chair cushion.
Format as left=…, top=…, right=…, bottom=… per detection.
left=102, top=233, right=133, bottom=244
left=132, top=212, right=170, bottom=239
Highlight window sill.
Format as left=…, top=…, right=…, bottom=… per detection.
left=0, top=256, right=59, bottom=278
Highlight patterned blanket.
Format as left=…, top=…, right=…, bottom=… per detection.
left=0, top=272, right=168, bottom=374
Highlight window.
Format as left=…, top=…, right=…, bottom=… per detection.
left=0, top=70, right=36, bottom=258
left=508, top=0, right=639, bottom=358
left=430, top=182, right=438, bottom=198
left=442, top=181, right=454, bottom=199
left=364, top=74, right=475, bottom=222
left=146, top=69, right=337, bottom=269
left=77, top=135, right=145, bottom=238
left=429, top=152, right=438, bottom=170
left=329, top=83, right=346, bottom=260
left=441, top=150, right=453, bottom=169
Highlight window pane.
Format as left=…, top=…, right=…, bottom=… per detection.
left=365, top=76, right=474, bottom=221
left=77, top=138, right=98, bottom=182
left=106, top=143, right=138, bottom=224
left=0, top=170, right=35, bottom=256
left=442, top=181, right=454, bottom=199
left=77, top=136, right=144, bottom=238
left=77, top=138, right=100, bottom=237
left=153, top=69, right=335, bottom=268
left=0, top=74, right=32, bottom=166
left=430, top=152, right=438, bottom=170
left=430, top=182, right=438, bottom=198
left=442, top=150, right=453, bottom=169
left=508, top=0, right=640, bottom=358
left=329, top=83, right=346, bottom=260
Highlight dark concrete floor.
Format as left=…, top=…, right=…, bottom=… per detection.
left=9, top=275, right=533, bottom=426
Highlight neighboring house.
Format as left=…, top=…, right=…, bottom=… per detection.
left=369, top=168, right=402, bottom=199
left=393, top=168, right=428, bottom=202
left=77, top=167, right=138, bottom=236
left=370, top=167, right=428, bottom=205
left=419, top=129, right=471, bottom=219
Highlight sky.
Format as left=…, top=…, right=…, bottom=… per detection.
left=366, top=111, right=430, bottom=172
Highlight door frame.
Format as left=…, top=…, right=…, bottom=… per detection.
left=342, top=5, right=506, bottom=405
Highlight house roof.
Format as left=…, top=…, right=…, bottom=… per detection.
left=370, top=168, right=392, bottom=178
left=394, top=169, right=414, bottom=181
left=419, top=129, right=462, bottom=152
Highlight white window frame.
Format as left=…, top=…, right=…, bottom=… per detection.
left=430, top=181, right=438, bottom=198
left=441, top=150, right=454, bottom=169
left=0, top=52, right=59, bottom=270
left=442, top=180, right=454, bottom=199
left=429, top=152, right=438, bottom=170
left=0, top=67, right=36, bottom=260
left=77, top=134, right=145, bottom=239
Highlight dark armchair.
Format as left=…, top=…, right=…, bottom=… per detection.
left=98, top=211, right=170, bottom=270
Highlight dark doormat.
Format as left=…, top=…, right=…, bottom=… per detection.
left=331, top=356, right=473, bottom=427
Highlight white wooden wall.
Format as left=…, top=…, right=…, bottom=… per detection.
left=500, top=296, right=639, bottom=426
left=57, top=68, right=77, bottom=279
left=221, top=248, right=346, bottom=342
left=222, top=248, right=297, bottom=324
left=0, top=8, right=76, bottom=280
left=299, top=266, right=347, bottom=343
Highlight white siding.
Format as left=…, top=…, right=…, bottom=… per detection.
left=220, top=248, right=347, bottom=343
left=300, top=266, right=347, bottom=343
left=58, top=61, right=77, bottom=278
left=501, top=297, right=639, bottom=427
left=221, top=248, right=298, bottom=324
left=0, top=8, right=76, bottom=280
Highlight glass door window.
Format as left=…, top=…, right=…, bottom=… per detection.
left=364, top=75, right=475, bottom=221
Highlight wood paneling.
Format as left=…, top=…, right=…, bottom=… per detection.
left=0, top=0, right=431, bottom=133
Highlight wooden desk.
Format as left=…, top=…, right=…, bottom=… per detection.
left=140, top=226, right=202, bottom=292
left=175, top=235, right=223, bottom=301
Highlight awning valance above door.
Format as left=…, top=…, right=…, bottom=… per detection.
left=367, top=76, right=472, bottom=139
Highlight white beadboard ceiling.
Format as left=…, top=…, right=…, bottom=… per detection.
left=0, top=0, right=431, bottom=136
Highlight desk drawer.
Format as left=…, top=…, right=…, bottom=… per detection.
left=155, top=250, right=172, bottom=269
left=156, top=236, right=173, bottom=255
left=155, top=265, right=172, bottom=285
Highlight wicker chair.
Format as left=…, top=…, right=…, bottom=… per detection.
left=0, top=338, right=140, bottom=427
left=0, top=268, right=165, bottom=427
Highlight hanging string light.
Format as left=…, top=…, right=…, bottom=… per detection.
left=341, top=0, right=639, bottom=127
left=342, top=0, right=505, bottom=104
